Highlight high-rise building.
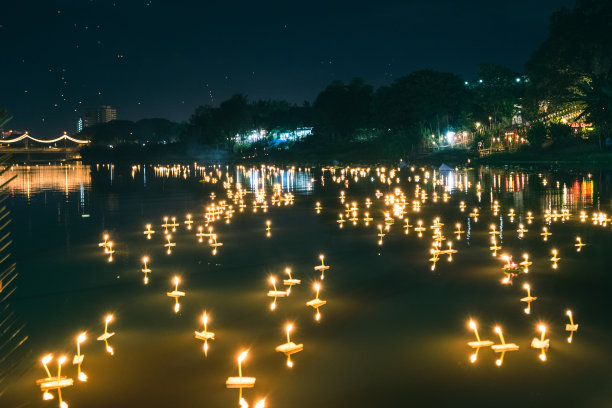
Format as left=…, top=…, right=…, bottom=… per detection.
left=83, top=105, right=117, bottom=128
left=77, top=118, right=83, bottom=133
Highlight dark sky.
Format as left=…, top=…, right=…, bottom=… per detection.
left=1, top=0, right=574, bottom=136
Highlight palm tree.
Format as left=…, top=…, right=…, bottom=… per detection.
left=574, top=74, right=612, bottom=148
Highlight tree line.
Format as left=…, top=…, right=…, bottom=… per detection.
left=5, top=0, right=610, bottom=156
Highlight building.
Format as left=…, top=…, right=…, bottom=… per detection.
left=82, top=105, right=117, bottom=129
left=76, top=118, right=83, bottom=133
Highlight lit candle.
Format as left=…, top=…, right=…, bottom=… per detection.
left=306, top=282, right=327, bottom=321
left=195, top=311, right=215, bottom=356
left=565, top=310, right=579, bottom=343
left=166, top=276, right=185, bottom=313
left=141, top=256, right=151, bottom=284
left=520, top=283, right=537, bottom=314
left=275, top=323, right=304, bottom=368
left=96, top=314, right=115, bottom=355
left=225, top=350, right=256, bottom=390
left=575, top=236, right=586, bottom=252
left=73, top=332, right=87, bottom=382
left=314, top=254, right=330, bottom=279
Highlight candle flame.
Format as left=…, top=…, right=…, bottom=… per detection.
left=238, top=350, right=248, bottom=363
left=42, top=354, right=53, bottom=365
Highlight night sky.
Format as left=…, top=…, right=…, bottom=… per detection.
left=2, top=0, right=573, bottom=136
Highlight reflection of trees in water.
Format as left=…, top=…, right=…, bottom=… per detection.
left=0, top=155, right=27, bottom=397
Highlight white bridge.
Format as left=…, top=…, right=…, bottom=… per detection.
left=0, top=132, right=90, bottom=157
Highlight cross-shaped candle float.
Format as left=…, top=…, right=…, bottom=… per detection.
left=507, top=208, right=515, bottom=222
left=141, top=256, right=151, bottom=284
left=574, top=236, right=586, bottom=252
left=194, top=311, right=215, bottom=356
left=491, top=326, right=519, bottom=366
left=500, top=255, right=518, bottom=284
left=210, top=234, right=223, bottom=255
left=184, top=214, right=193, bottom=230
left=565, top=310, right=579, bottom=343
left=530, top=324, right=550, bottom=361
left=519, top=254, right=532, bottom=273
left=415, top=220, right=426, bottom=237
left=36, top=354, right=73, bottom=408
left=337, top=213, right=346, bottom=228
left=402, top=218, right=412, bottom=234
left=72, top=332, right=87, bottom=382
left=377, top=224, right=385, bottom=245
left=267, top=276, right=288, bottom=311
left=283, top=267, right=301, bottom=294
left=490, top=238, right=502, bottom=257
left=143, top=224, right=155, bottom=239
left=226, top=350, right=256, bottom=394
left=469, top=208, right=479, bottom=222
left=363, top=212, right=373, bottom=226
left=164, top=234, right=176, bottom=255
left=550, top=249, right=560, bottom=269
left=275, top=323, right=304, bottom=368
left=306, top=282, right=327, bottom=321
left=167, top=276, right=185, bottom=313
left=314, top=254, right=330, bottom=280
left=96, top=314, right=115, bottom=355
left=520, top=283, right=537, bottom=314
left=467, top=320, right=493, bottom=363
left=454, top=223, right=464, bottom=239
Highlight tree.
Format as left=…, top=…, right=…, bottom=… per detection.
left=372, top=70, right=469, bottom=152
left=217, top=94, right=252, bottom=149
left=525, top=0, right=612, bottom=137
left=312, top=78, right=373, bottom=144
left=526, top=122, right=547, bottom=148
left=472, top=64, right=524, bottom=127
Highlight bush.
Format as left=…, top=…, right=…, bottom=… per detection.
left=549, top=122, right=575, bottom=147
left=526, top=122, right=546, bottom=148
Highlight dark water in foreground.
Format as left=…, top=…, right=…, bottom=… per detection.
left=2, top=163, right=612, bottom=407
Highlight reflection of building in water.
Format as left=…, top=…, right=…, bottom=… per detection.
left=491, top=172, right=528, bottom=193
left=2, top=163, right=91, bottom=199
left=236, top=167, right=312, bottom=193
left=543, top=179, right=594, bottom=209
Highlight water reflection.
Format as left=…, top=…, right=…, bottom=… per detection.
left=4, top=162, right=612, bottom=407
left=3, top=163, right=91, bottom=199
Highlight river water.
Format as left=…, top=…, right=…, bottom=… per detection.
left=2, top=162, right=612, bottom=407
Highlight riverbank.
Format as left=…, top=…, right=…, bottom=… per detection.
left=475, top=144, right=612, bottom=167
left=70, top=141, right=612, bottom=169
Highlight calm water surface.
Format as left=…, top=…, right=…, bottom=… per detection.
left=2, top=162, right=612, bottom=407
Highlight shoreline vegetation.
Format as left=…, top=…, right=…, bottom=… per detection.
left=70, top=141, right=612, bottom=170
